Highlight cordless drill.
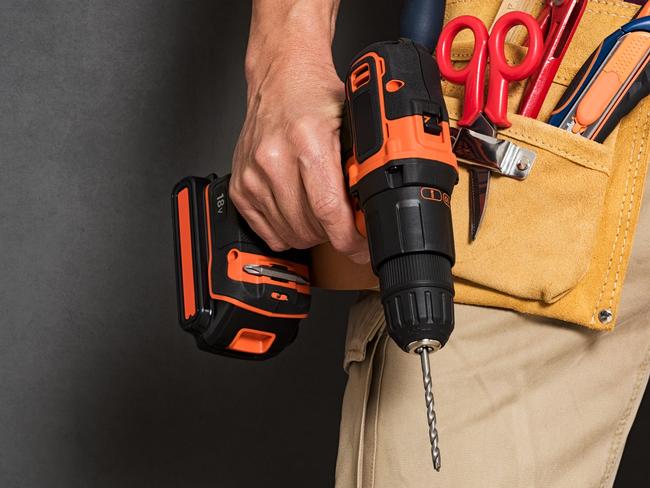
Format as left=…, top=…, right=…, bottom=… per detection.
left=172, top=0, right=455, bottom=471
left=341, top=39, right=458, bottom=471
left=172, top=38, right=458, bottom=473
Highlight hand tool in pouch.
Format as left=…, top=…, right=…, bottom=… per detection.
left=518, top=0, right=588, bottom=118
left=548, top=1, right=650, bottom=141
left=437, top=12, right=544, bottom=240
left=171, top=174, right=311, bottom=360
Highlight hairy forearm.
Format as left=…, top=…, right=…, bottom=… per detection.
left=245, top=0, right=341, bottom=85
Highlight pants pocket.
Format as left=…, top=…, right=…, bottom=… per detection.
left=343, top=292, right=385, bottom=373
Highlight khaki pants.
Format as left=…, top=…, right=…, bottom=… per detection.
left=335, top=188, right=650, bottom=487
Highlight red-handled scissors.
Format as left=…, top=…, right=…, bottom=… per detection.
left=437, top=11, right=544, bottom=128
left=436, top=12, right=543, bottom=240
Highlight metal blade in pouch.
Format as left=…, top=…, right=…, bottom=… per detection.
left=451, top=127, right=536, bottom=180
left=469, top=167, right=491, bottom=240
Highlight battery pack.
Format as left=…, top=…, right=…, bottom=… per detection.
left=171, top=174, right=311, bottom=360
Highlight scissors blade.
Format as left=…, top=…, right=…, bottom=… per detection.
left=450, top=126, right=536, bottom=179
left=455, top=113, right=497, bottom=242
left=468, top=113, right=499, bottom=138
left=469, top=168, right=491, bottom=241
left=467, top=115, right=493, bottom=241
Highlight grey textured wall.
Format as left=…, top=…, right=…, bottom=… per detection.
left=0, top=1, right=646, bottom=487
left=0, top=1, right=399, bottom=487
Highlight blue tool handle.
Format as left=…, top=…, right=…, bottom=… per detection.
left=593, top=59, right=650, bottom=142
left=549, top=16, right=650, bottom=132
left=400, top=0, right=446, bottom=53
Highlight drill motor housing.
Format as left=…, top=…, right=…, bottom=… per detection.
left=342, top=39, right=459, bottom=351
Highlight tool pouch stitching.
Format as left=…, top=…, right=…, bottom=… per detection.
left=589, top=107, right=650, bottom=324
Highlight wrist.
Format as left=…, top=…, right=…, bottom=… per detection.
left=245, top=0, right=339, bottom=84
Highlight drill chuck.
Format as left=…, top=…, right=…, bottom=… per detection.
left=379, top=253, right=454, bottom=352
left=358, top=160, right=457, bottom=352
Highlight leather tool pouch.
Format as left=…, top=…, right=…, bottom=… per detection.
left=312, top=0, right=650, bottom=331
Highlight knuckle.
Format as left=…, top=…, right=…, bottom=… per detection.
left=297, top=143, right=332, bottom=170
left=232, top=171, right=271, bottom=215
left=289, top=115, right=318, bottom=139
left=229, top=195, right=255, bottom=223
left=313, top=192, right=342, bottom=222
left=228, top=187, right=244, bottom=208
left=228, top=181, right=247, bottom=208
left=229, top=178, right=243, bottom=200
left=238, top=167, right=260, bottom=195
left=253, top=140, right=284, bottom=168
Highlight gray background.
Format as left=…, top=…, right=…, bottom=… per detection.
left=0, top=1, right=646, bottom=487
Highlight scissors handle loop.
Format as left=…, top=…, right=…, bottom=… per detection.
left=437, top=16, right=489, bottom=127
left=486, top=12, right=543, bottom=127
left=437, top=12, right=544, bottom=128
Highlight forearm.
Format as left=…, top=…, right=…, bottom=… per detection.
left=245, top=0, right=341, bottom=86
left=231, top=0, right=368, bottom=262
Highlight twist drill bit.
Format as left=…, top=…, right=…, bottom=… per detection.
left=417, top=346, right=441, bottom=471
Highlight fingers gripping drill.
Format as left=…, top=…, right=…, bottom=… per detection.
left=341, top=37, right=458, bottom=471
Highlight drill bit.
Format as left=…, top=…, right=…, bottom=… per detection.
left=417, top=346, right=441, bottom=471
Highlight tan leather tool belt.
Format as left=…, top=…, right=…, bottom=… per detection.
left=311, top=0, right=650, bottom=331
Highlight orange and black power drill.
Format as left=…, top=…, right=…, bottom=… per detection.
left=341, top=39, right=458, bottom=470
left=172, top=0, right=455, bottom=471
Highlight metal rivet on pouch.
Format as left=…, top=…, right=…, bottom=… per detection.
left=516, top=158, right=530, bottom=172
left=598, top=309, right=613, bottom=324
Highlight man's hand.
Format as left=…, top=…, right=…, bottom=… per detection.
left=230, top=0, right=369, bottom=264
